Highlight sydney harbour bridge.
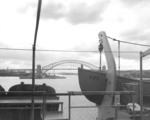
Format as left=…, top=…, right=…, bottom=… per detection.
left=37, top=60, right=99, bottom=77
left=1, top=60, right=99, bottom=77
left=42, top=60, right=98, bottom=72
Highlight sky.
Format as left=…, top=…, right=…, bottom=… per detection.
left=0, top=0, right=150, bottom=70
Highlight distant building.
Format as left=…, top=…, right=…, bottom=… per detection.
left=102, top=65, right=106, bottom=71
left=37, top=65, right=42, bottom=78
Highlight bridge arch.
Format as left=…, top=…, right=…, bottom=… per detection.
left=42, top=60, right=98, bottom=73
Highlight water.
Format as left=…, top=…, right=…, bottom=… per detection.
left=0, top=75, right=97, bottom=120
left=0, top=75, right=79, bottom=92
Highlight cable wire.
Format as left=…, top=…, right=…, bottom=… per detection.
left=107, top=36, right=150, bottom=47
left=0, top=47, right=140, bottom=53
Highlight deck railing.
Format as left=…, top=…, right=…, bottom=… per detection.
left=0, top=91, right=139, bottom=120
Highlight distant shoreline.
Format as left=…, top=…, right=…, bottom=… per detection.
left=19, top=75, right=66, bottom=79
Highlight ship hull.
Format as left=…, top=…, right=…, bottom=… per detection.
left=78, top=68, right=150, bottom=105
left=78, top=68, right=107, bottom=105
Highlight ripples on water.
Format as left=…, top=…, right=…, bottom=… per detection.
left=0, top=75, right=97, bottom=120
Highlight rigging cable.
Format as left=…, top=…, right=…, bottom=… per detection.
left=1, top=35, right=149, bottom=53
left=107, top=36, right=150, bottom=47
left=0, top=47, right=140, bottom=53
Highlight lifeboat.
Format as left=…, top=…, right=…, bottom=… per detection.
left=78, top=68, right=150, bottom=105
left=78, top=31, right=150, bottom=107
left=78, top=68, right=107, bottom=105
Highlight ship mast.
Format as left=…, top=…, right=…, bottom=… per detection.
left=31, top=0, right=42, bottom=120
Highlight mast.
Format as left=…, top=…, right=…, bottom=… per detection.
left=31, top=0, right=42, bottom=120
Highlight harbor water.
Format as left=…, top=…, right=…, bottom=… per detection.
left=0, top=75, right=97, bottom=120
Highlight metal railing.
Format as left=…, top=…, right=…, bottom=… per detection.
left=67, top=91, right=136, bottom=120
left=0, top=91, right=138, bottom=120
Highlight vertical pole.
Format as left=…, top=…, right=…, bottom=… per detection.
left=133, top=100, right=135, bottom=120
left=81, top=64, right=83, bottom=69
left=118, top=41, right=120, bottom=75
left=140, top=52, right=143, bottom=120
left=68, top=93, right=71, bottom=120
left=31, top=46, right=35, bottom=120
left=98, top=41, right=103, bottom=71
left=100, top=52, right=102, bottom=71
left=114, top=105, right=118, bottom=120
left=42, top=84, right=46, bottom=120
left=31, top=0, right=42, bottom=120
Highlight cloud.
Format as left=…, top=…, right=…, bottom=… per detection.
left=0, top=49, right=99, bottom=69
left=109, top=29, right=150, bottom=61
left=18, top=0, right=110, bottom=25
left=0, top=50, right=47, bottom=68
left=120, top=0, right=148, bottom=7
left=121, top=28, right=150, bottom=44
left=120, top=8, right=150, bottom=45
left=117, top=1, right=150, bottom=60
left=41, top=2, right=65, bottom=20
left=17, top=1, right=36, bottom=14
left=66, top=1, right=110, bottom=25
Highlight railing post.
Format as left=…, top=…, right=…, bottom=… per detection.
left=140, top=52, right=143, bottom=120
left=42, top=84, right=46, bottom=120
left=133, top=101, right=135, bottom=120
left=68, top=92, right=71, bottom=120
left=114, top=105, right=118, bottom=120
